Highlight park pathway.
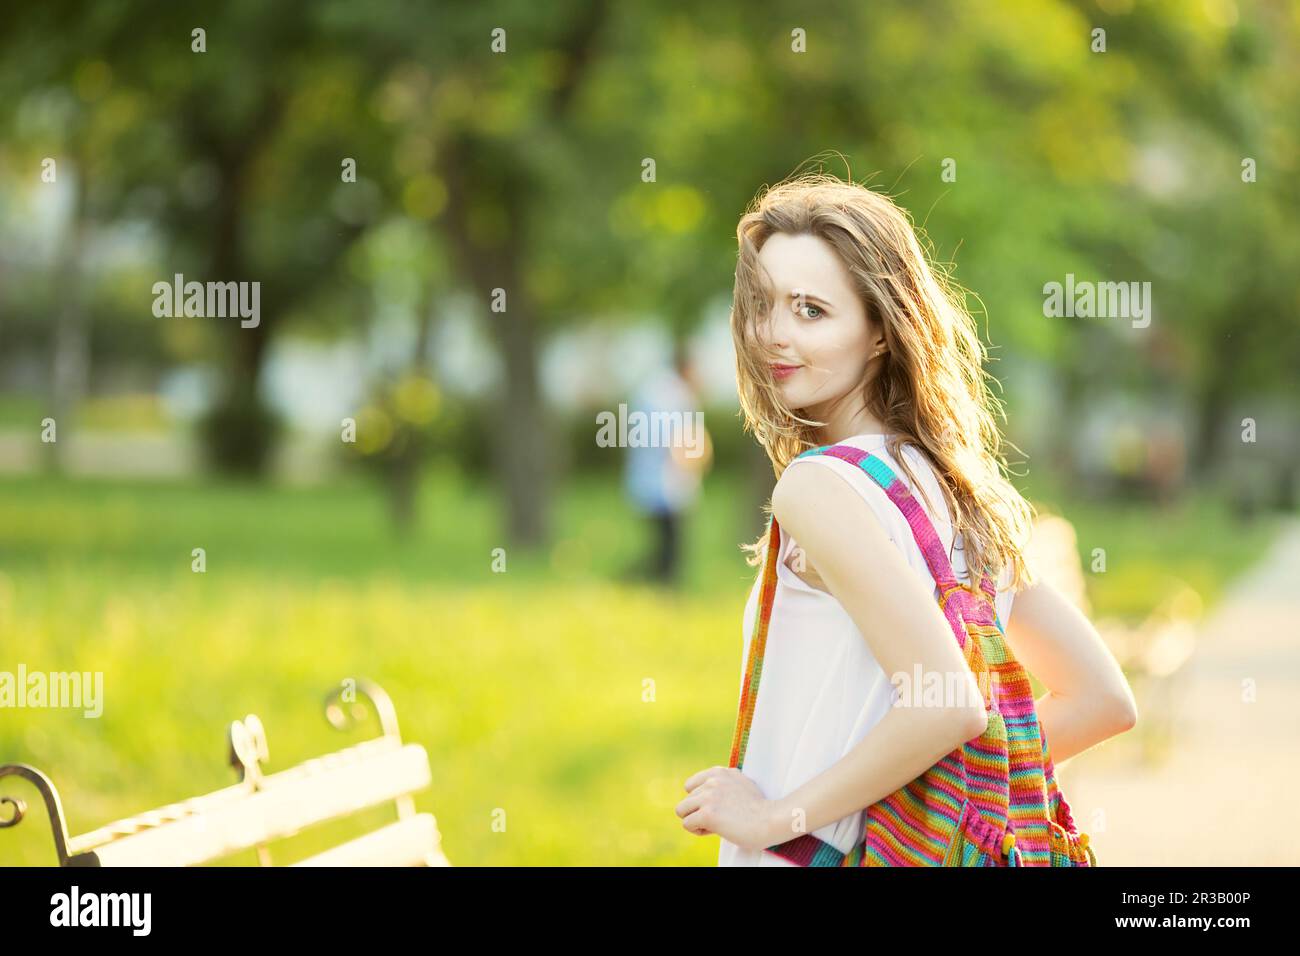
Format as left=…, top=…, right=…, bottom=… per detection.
left=1060, top=516, right=1300, bottom=865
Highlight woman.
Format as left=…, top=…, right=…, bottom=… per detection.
left=675, top=173, right=1138, bottom=865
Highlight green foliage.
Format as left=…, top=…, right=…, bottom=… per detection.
left=3, top=0, right=1296, bottom=428
left=346, top=373, right=451, bottom=465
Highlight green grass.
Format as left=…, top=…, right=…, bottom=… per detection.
left=0, top=464, right=1285, bottom=865
left=0, top=462, right=765, bottom=595
left=1, top=571, right=733, bottom=866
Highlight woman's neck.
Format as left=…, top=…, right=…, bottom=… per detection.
left=808, top=401, right=891, bottom=445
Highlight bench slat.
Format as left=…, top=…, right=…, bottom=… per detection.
left=84, top=742, right=431, bottom=867
left=290, top=813, right=449, bottom=867
left=67, top=736, right=404, bottom=857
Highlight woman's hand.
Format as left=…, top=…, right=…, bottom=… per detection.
left=677, top=766, right=778, bottom=851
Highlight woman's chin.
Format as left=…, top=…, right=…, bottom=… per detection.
left=776, top=382, right=805, bottom=401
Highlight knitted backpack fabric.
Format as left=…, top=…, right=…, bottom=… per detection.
left=727, top=443, right=1096, bottom=867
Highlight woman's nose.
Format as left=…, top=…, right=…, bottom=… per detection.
left=762, top=301, right=791, bottom=347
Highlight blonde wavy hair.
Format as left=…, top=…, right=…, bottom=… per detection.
left=732, top=171, right=1038, bottom=595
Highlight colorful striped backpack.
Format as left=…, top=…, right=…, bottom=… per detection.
left=728, top=442, right=1096, bottom=867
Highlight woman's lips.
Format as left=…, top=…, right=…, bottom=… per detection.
left=771, top=364, right=801, bottom=381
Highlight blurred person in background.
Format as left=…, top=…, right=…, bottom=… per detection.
left=622, top=340, right=713, bottom=587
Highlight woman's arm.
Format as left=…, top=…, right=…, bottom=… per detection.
left=1002, top=577, right=1138, bottom=764
left=759, top=462, right=988, bottom=845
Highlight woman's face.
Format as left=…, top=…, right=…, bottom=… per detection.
left=755, top=231, right=884, bottom=415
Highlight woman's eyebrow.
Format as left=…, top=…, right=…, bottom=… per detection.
left=789, top=290, right=834, bottom=306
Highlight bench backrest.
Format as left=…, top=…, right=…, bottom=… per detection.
left=1, top=680, right=451, bottom=866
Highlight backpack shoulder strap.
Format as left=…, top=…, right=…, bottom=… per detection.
left=794, top=443, right=999, bottom=622
left=728, top=514, right=781, bottom=771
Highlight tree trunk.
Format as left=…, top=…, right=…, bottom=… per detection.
left=47, top=164, right=89, bottom=475
left=429, top=8, right=611, bottom=551
left=188, top=92, right=286, bottom=476
left=1191, top=322, right=1244, bottom=482
left=439, top=135, right=550, bottom=549
left=483, top=298, right=550, bottom=548
left=384, top=292, right=440, bottom=535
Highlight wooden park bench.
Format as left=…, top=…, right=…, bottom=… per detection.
left=0, top=679, right=451, bottom=866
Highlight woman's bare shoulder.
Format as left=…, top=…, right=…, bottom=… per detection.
left=771, top=458, right=891, bottom=546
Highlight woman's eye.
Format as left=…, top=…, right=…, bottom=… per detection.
left=797, top=302, right=823, bottom=319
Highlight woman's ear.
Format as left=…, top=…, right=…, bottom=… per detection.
left=869, top=323, right=888, bottom=359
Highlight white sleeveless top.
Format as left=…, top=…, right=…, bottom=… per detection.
left=717, top=433, right=1016, bottom=866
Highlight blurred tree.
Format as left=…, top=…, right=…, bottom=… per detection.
left=2, top=0, right=1296, bottom=545
left=1, top=0, right=387, bottom=473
